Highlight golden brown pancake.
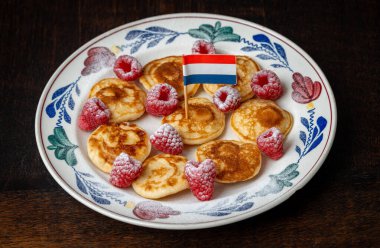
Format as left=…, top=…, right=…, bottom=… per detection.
left=203, top=56, right=260, bottom=101
left=162, top=97, right=225, bottom=145
left=88, top=78, right=146, bottom=123
left=132, top=154, right=189, bottom=199
left=139, top=56, right=199, bottom=98
left=196, top=140, right=261, bottom=183
left=87, top=122, right=151, bottom=173
left=231, top=98, right=293, bottom=143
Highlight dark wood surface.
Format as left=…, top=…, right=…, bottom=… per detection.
left=1, top=0, right=379, bottom=247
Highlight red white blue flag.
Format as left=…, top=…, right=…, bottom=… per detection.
left=182, top=54, right=237, bottom=86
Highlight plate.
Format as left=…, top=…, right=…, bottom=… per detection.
left=35, top=13, right=336, bottom=229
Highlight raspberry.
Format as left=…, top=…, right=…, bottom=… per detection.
left=257, top=127, right=284, bottom=160
left=185, top=159, right=216, bottom=201
left=251, top=70, right=283, bottom=100
left=150, top=124, right=183, bottom=155
left=213, top=86, right=241, bottom=112
left=113, top=55, right=142, bottom=81
left=78, top=97, right=111, bottom=131
left=109, top=153, right=142, bottom=188
left=145, top=83, right=179, bottom=116
left=192, top=40, right=216, bottom=54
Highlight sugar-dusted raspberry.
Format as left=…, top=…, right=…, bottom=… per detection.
left=192, top=40, right=216, bottom=54
left=213, top=86, right=241, bottom=112
left=185, top=159, right=216, bottom=201
left=78, top=97, right=111, bottom=131
left=145, top=83, right=179, bottom=116
left=109, top=153, right=142, bottom=188
left=150, top=124, right=183, bottom=155
left=257, top=127, right=284, bottom=160
left=251, top=70, right=283, bottom=100
left=113, top=55, right=142, bottom=81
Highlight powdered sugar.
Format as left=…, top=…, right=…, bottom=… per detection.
left=109, top=153, right=142, bottom=188
left=185, top=159, right=216, bottom=201
left=145, top=83, right=179, bottom=116
left=150, top=124, right=183, bottom=155
left=78, top=98, right=111, bottom=131
left=257, top=127, right=284, bottom=160
left=132, top=201, right=180, bottom=220
left=192, top=40, right=216, bottom=54
left=113, top=55, right=142, bottom=81
left=251, top=70, right=283, bottom=100
left=213, top=86, right=241, bottom=112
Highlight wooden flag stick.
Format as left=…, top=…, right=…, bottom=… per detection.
left=184, top=84, right=189, bottom=119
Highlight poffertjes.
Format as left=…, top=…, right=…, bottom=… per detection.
left=139, top=56, right=199, bottom=98
left=132, top=154, right=189, bottom=199
left=88, top=78, right=146, bottom=123
left=196, top=140, right=261, bottom=183
left=162, top=97, right=225, bottom=145
left=87, top=122, right=151, bottom=173
left=231, top=98, right=293, bottom=143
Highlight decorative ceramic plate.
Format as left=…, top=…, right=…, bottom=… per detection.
left=35, top=13, right=336, bottom=229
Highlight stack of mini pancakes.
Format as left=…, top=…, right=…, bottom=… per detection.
left=85, top=55, right=293, bottom=200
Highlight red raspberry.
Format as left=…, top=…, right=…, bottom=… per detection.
left=113, top=55, right=142, bottom=81
left=192, top=40, right=216, bottom=54
left=150, top=124, right=183, bottom=155
left=251, top=70, right=283, bottom=100
left=257, top=127, right=284, bottom=160
left=185, top=159, right=216, bottom=201
left=78, top=97, right=111, bottom=131
left=213, top=86, right=241, bottom=112
left=109, top=153, right=142, bottom=188
left=145, top=83, right=179, bottom=116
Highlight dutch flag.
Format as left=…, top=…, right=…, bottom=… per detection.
left=182, top=54, right=237, bottom=86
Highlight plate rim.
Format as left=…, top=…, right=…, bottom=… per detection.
left=35, top=12, right=337, bottom=230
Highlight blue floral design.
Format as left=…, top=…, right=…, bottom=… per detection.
left=117, top=21, right=240, bottom=54
left=43, top=21, right=329, bottom=216
left=241, top=34, right=294, bottom=72
left=188, top=192, right=254, bottom=216
left=45, top=76, right=81, bottom=127
left=295, top=108, right=327, bottom=162
left=74, top=168, right=126, bottom=205
left=254, top=109, right=327, bottom=197
left=117, top=26, right=185, bottom=54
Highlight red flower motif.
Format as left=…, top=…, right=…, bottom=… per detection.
left=133, top=201, right=180, bottom=220
left=81, top=47, right=116, bottom=76
left=291, top=72, right=322, bottom=103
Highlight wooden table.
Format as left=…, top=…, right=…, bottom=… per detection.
left=1, top=0, right=379, bottom=247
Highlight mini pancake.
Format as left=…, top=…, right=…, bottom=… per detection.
left=88, top=78, right=146, bottom=123
left=231, top=98, right=293, bottom=143
left=139, top=56, right=199, bottom=98
left=203, top=56, right=260, bottom=102
left=132, top=154, right=189, bottom=199
left=196, top=140, right=262, bottom=183
left=162, top=97, right=225, bottom=145
left=87, top=122, right=151, bottom=173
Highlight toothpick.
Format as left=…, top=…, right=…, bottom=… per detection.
left=184, top=84, right=189, bottom=119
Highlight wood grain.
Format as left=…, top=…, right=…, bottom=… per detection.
left=0, top=0, right=379, bottom=247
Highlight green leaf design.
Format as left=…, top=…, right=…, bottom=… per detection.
left=47, top=127, right=78, bottom=166
left=54, top=127, right=74, bottom=146
left=188, top=29, right=212, bottom=41
left=188, top=21, right=240, bottom=43
left=55, top=147, right=68, bottom=160
left=215, top=26, right=233, bottom=36
left=215, top=21, right=221, bottom=31
left=213, top=33, right=241, bottom=43
left=65, top=147, right=77, bottom=166
left=199, top=24, right=215, bottom=37
left=48, top=135, right=62, bottom=147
